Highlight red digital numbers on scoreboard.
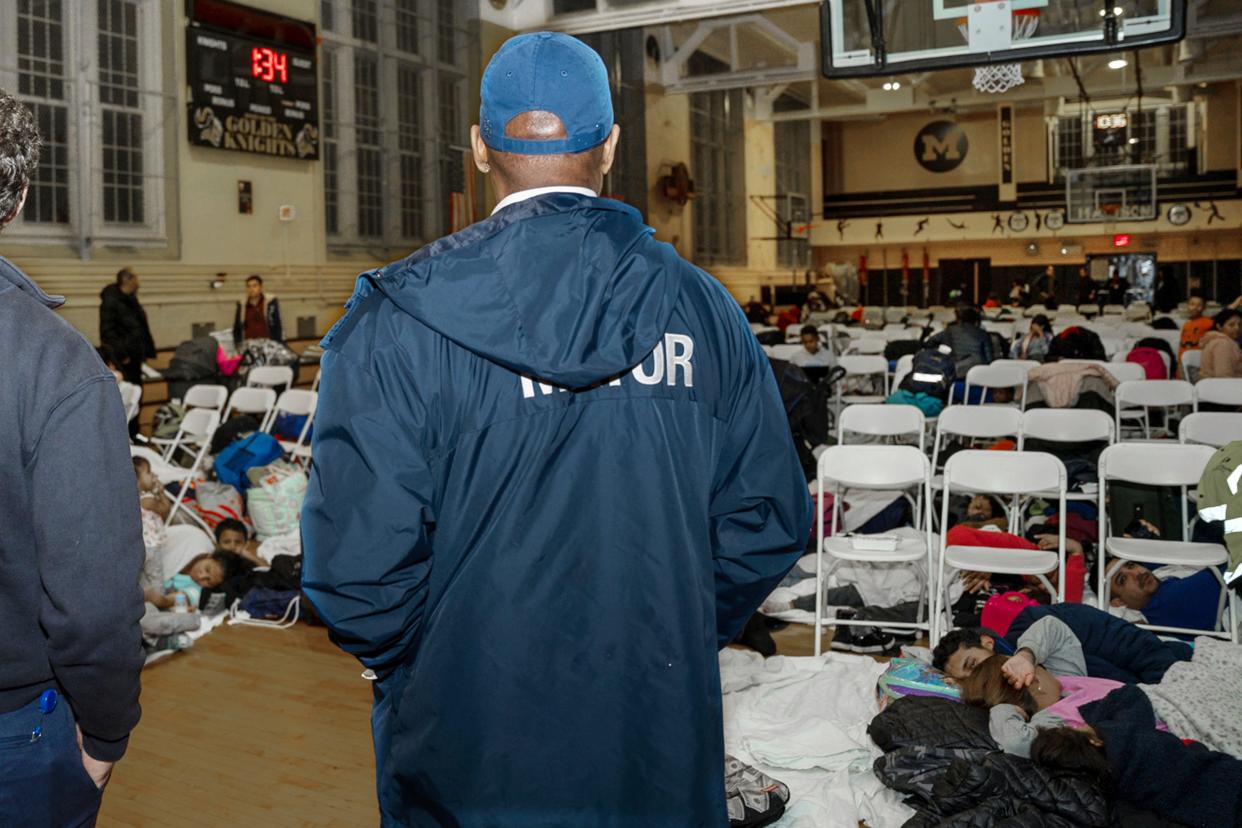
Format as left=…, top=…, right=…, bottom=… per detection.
left=251, top=46, right=288, bottom=83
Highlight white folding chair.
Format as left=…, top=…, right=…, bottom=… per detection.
left=1096, top=442, right=1236, bottom=641
left=267, top=389, right=318, bottom=463
left=991, top=358, right=1040, bottom=375
left=247, top=365, right=295, bottom=390
left=1099, top=337, right=1125, bottom=358
left=891, top=354, right=914, bottom=393
left=844, top=336, right=887, bottom=356
left=161, top=399, right=225, bottom=465
left=932, top=450, right=1067, bottom=644
left=1020, top=409, right=1114, bottom=501
left=982, top=320, right=1015, bottom=339
left=1180, top=349, right=1201, bottom=383
left=1179, top=412, right=1242, bottom=448
left=837, top=403, right=925, bottom=451
left=1113, top=379, right=1194, bottom=439
left=785, top=326, right=803, bottom=343
left=768, top=343, right=804, bottom=362
left=933, top=454, right=1063, bottom=645
left=814, top=445, right=933, bottom=655
left=222, top=386, right=278, bottom=425
left=162, top=409, right=221, bottom=528
left=182, top=383, right=229, bottom=414
left=1020, top=408, right=1114, bottom=447
left=963, top=363, right=1029, bottom=409
left=311, top=368, right=322, bottom=393
left=1102, top=304, right=1125, bottom=316
left=928, top=406, right=1023, bottom=524
left=1101, top=362, right=1145, bottom=384
left=930, top=405, right=1022, bottom=477
left=118, top=382, right=142, bottom=425
left=1023, top=304, right=1048, bottom=318
left=151, top=384, right=230, bottom=461
left=1077, top=304, right=1100, bottom=317
left=836, top=355, right=888, bottom=406
left=1195, top=378, right=1242, bottom=411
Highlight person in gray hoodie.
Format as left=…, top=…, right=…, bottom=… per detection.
left=0, top=88, right=145, bottom=826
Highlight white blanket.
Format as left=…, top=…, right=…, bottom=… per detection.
left=761, top=526, right=961, bottom=626
left=720, top=649, right=914, bottom=827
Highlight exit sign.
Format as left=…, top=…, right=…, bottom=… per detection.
left=1113, top=234, right=1132, bottom=247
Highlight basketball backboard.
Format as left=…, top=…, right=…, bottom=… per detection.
left=821, top=0, right=1186, bottom=79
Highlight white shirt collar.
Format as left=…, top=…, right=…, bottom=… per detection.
left=491, top=185, right=597, bottom=216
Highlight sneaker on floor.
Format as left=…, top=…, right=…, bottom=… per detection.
left=724, top=755, right=789, bottom=828
left=830, top=626, right=896, bottom=655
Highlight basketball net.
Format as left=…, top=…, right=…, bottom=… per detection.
left=958, top=7, right=1040, bottom=94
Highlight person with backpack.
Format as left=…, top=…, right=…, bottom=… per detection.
left=0, top=89, right=145, bottom=825
left=301, top=33, right=811, bottom=826
left=927, top=304, right=994, bottom=378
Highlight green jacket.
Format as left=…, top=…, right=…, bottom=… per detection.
left=1196, top=440, right=1242, bottom=577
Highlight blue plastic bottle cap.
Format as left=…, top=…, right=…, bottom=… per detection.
left=38, top=689, right=57, bottom=714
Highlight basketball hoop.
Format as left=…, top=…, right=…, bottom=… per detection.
left=956, top=4, right=1041, bottom=94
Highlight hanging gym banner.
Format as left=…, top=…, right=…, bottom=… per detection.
left=998, top=103, right=1016, bottom=202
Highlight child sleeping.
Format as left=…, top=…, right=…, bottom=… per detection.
left=959, top=635, right=1242, bottom=760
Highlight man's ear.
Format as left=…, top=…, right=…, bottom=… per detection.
left=981, top=635, right=995, bottom=652
left=1109, top=595, right=1125, bottom=607
left=598, top=124, right=621, bottom=177
left=469, top=125, right=491, bottom=173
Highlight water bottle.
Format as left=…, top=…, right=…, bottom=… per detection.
left=173, top=593, right=189, bottom=614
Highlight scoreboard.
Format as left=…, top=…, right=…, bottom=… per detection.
left=186, top=0, right=319, bottom=160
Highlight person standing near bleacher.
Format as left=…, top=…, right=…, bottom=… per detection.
left=302, top=32, right=811, bottom=827
left=0, top=89, right=146, bottom=825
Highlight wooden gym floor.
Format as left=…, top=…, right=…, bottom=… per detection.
left=97, top=624, right=377, bottom=827
left=95, top=620, right=839, bottom=826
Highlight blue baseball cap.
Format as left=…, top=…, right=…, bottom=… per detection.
left=479, top=32, right=613, bottom=156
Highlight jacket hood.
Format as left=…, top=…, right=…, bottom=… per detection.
left=372, top=193, right=682, bottom=389
left=1201, top=329, right=1232, bottom=346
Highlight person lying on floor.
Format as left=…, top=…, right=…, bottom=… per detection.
left=1030, top=684, right=1242, bottom=828
left=960, top=635, right=1242, bottom=761
left=213, top=518, right=269, bottom=568
left=1107, top=557, right=1226, bottom=636
left=933, top=602, right=1190, bottom=685
left=165, top=552, right=229, bottom=609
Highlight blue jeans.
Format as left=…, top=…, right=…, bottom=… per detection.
left=0, top=692, right=103, bottom=827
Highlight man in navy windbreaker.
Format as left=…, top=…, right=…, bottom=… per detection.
left=302, top=32, right=812, bottom=827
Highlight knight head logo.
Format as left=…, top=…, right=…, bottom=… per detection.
left=914, top=121, right=968, bottom=173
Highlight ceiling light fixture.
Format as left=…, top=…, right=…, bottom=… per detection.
left=1128, top=137, right=1139, bottom=144
left=882, top=81, right=901, bottom=91
left=1108, top=58, right=1128, bottom=70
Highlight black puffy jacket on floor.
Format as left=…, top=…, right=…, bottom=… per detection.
left=869, top=696, right=1184, bottom=828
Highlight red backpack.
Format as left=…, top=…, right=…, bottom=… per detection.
left=1126, top=346, right=1168, bottom=380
